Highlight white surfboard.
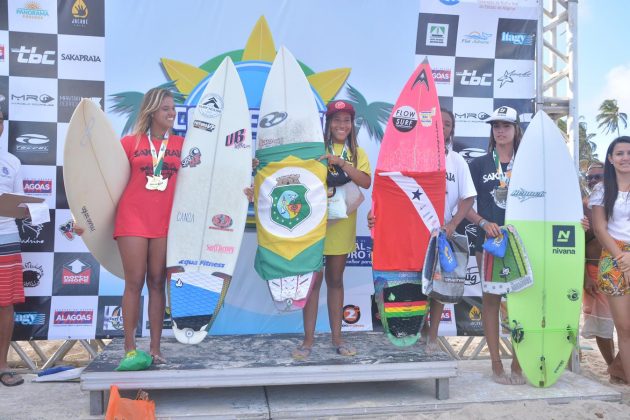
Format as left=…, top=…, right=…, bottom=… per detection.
left=255, top=46, right=326, bottom=311
left=63, top=99, right=129, bottom=279
left=167, top=57, right=252, bottom=344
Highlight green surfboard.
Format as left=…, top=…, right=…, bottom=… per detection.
left=505, top=111, right=584, bottom=388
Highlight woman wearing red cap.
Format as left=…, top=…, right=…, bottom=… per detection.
left=293, top=100, right=371, bottom=359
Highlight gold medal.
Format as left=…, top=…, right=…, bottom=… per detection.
left=145, top=175, right=168, bottom=191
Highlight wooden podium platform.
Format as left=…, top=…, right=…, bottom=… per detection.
left=81, top=332, right=457, bottom=415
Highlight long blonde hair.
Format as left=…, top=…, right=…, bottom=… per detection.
left=133, top=88, right=174, bottom=140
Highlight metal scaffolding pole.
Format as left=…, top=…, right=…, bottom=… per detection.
left=539, top=0, right=578, bottom=164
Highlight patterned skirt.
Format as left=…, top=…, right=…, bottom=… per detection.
left=598, top=240, right=630, bottom=297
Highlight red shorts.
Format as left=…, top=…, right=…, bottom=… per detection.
left=0, top=242, right=24, bottom=306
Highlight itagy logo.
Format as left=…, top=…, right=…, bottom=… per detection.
left=501, top=32, right=534, bottom=46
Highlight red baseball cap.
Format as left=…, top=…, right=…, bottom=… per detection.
left=326, top=100, right=355, bottom=118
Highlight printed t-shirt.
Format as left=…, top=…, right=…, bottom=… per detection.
left=468, top=152, right=510, bottom=226
left=324, top=144, right=371, bottom=256
left=114, top=134, right=184, bottom=238
left=0, top=152, right=23, bottom=236
left=445, top=150, right=476, bottom=223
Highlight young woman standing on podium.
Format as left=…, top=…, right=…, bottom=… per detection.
left=113, top=88, right=184, bottom=370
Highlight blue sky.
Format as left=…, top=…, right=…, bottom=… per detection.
left=578, top=0, right=630, bottom=157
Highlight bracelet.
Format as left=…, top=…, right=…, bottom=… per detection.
left=479, top=219, right=488, bottom=228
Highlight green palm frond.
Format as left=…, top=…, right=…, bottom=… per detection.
left=109, top=81, right=185, bottom=135
left=344, top=84, right=393, bottom=143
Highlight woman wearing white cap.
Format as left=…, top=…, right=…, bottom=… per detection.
left=466, top=106, right=525, bottom=385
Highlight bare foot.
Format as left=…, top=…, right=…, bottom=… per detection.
left=491, top=360, right=511, bottom=385
left=425, top=341, right=443, bottom=355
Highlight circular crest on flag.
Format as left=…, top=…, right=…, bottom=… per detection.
left=258, top=166, right=326, bottom=238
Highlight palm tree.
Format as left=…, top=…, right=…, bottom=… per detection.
left=556, top=117, right=598, bottom=171
left=344, top=84, right=393, bottom=143
left=596, top=99, right=627, bottom=136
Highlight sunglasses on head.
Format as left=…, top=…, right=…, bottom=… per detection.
left=586, top=174, right=603, bottom=182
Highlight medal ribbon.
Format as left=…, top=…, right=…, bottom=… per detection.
left=147, top=129, right=169, bottom=177
left=492, top=150, right=514, bottom=188
left=328, top=143, right=349, bottom=163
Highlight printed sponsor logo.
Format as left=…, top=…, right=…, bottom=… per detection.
left=440, top=0, right=459, bottom=4
left=509, top=187, right=545, bottom=202
left=552, top=225, right=575, bottom=249
left=501, top=31, right=534, bottom=46
left=20, top=218, right=44, bottom=245
left=102, top=306, right=123, bottom=330
left=58, top=219, right=76, bottom=240
left=176, top=211, right=195, bottom=223
left=60, top=53, right=102, bottom=62
left=432, top=68, right=452, bottom=84
left=181, top=147, right=201, bottom=168
left=497, top=69, right=533, bottom=88
left=457, top=69, right=492, bottom=86
left=16, top=134, right=50, bottom=153
left=71, top=0, right=89, bottom=27
left=462, top=31, right=492, bottom=44
left=210, top=214, right=233, bottom=231
left=455, top=112, right=491, bottom=123
left=469, top=305, right=481, bottom=321
left=465, top=266, right=480, bottom=286
left=342, top=304, right=361, bottom=324
left=225, top=128, right=249, bottom=149
left=441, top=308, right=453, bottom=322
left=22, top=261, right=44, bottom=287
left=392, top=105, right=418, bottom=132
left=347, top=236, right=372, bottom=267
left=479, top=0, right=519, bottom=11
left=259, top=111, right=287, bottom=128
left=81, top=206, right=95, bottom=232
left=59, top=95, right=101, bottom=109
left=14, top=312, right=46, bottom=325
left=16, top=2, right=49, bottom=19
left=567, top=289, right=579, bottom=301
left=11, top=46, right=56, bottom=65
left=197, top=94, right=223, bottom=118
left=192, top=119, right=215, bottom=132
left=0, top=45, right=5, bottom=61
left=419, top=108, right=436, bottom=127
left=206, top=244, right=235, bottom=254
left=426, top=23, right=449, bottom=47
left=53, top=309, right=93, bottom=325
left=11, top=93, right=55, bottom=106
left=257, top=137, right=282, bottom=148
left=411, top=69, right=429, bottom=91
left=23, top=179, right=52, bottom=194
left=177, top=259, right=225, bottom=268
left=62, top=259, right=92, bottom=285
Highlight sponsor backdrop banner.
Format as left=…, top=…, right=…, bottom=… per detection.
left=3, top=0, right=536, bottom=340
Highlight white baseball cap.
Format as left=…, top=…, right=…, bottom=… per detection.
left=485, top=106, right=519, bottom=124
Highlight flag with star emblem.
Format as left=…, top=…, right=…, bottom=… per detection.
left=372, top=58, right=446, bottom=271
left=254, top=142, right=327, bottom=280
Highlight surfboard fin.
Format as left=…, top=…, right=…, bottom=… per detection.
left=566, top=325, right=577, bottom=346
left=511, top=320, right=524, bottom=343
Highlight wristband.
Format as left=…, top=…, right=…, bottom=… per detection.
left=479, top=219, right=488, bottom=228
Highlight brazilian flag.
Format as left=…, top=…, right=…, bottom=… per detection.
left=254, top=142, right=327, bottom=280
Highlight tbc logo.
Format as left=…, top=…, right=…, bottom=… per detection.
left=552, top=225, right=575, bottom=248
left=11, top=46, right=56, bottom=65
left=458, top=70, right=492, bottom=86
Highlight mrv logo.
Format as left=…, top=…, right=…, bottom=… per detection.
left=552, top=225, right=575, bottom=254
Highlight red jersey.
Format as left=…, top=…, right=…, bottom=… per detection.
left=114, top=134, right=184, bottom=238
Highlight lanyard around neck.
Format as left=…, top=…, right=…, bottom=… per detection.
left=147, top=129, right=169, bottom=176
left=492, top=149, right=514, bottom=187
